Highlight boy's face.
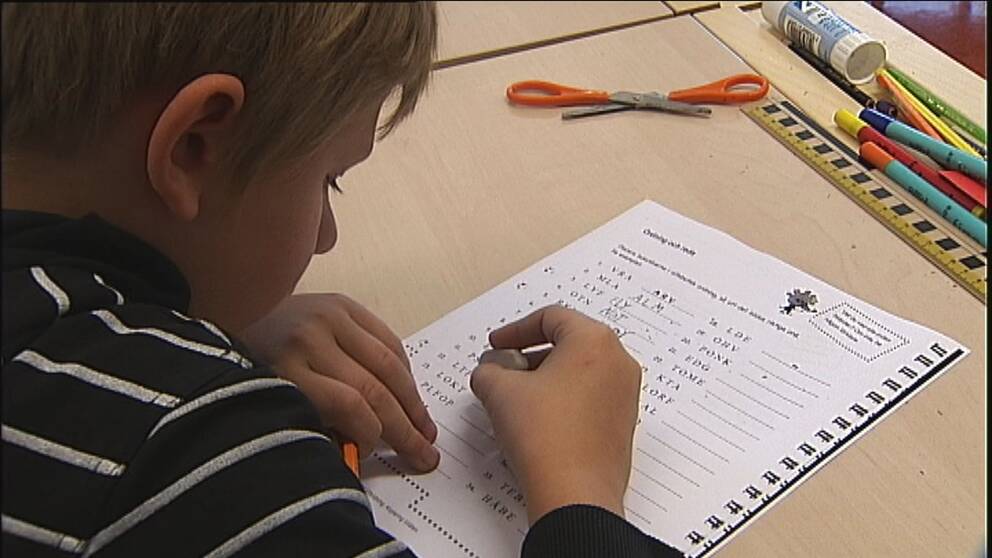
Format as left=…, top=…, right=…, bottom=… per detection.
left=191, top=101, right=383, bottom=330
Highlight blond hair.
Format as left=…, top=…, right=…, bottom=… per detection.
left=1, top=2, right=436, bottom=184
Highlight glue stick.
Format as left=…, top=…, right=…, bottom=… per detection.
left=762, top=1, right=887, bottom=84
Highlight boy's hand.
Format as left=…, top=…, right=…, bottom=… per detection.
left=241, top=294, right=439, bottom=472
left=470, top=306, right=641, bottom=525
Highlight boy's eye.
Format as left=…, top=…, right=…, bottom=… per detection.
left=325, top=174, right=343, bottom=193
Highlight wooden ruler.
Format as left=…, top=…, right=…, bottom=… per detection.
left=744, top=98, right=987, bottom=304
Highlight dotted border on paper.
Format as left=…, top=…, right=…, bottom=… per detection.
left=808, top=302, right=910, bottom=362
left=374, top=454, right=478, bottom=558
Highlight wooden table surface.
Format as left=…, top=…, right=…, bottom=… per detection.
left=435, top=1, right=672, bottom=66
left=299, top=9, right=986, bottom=558
left=664, top=1, right=761, bottom=14
left=664, top=0, right=721, bottom=14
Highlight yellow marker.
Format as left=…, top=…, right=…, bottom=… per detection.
left=834, top=107, right=867, bottom=138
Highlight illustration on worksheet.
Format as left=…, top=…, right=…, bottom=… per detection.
left=780, top=288, right=819, bottom=315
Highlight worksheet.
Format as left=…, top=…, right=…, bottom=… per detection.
left=362, top=200, right=968, bottom=557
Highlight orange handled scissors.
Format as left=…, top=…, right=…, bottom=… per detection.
left=506, top=73, right=769, bottom=119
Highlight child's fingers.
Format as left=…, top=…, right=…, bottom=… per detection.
left=489, top=305, right=587, bottom=349
left=335, top=321, right=437, bottom=443
left=284, top=365, right=382, bottom=457
left=338, top=295, right=411, bottom=371
left=523, top=348, right=552, bottom=369
left=311, top=345, right=439, bottom=472
left=470, top=362, right=526, bottom=410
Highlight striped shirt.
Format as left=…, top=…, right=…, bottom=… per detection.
left=3, top=210, right=678, bottom=558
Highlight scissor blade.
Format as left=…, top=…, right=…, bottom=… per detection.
left=643, top=97, right=712, bottom=116
left=562, top=103, right=633, bottom=120
left=610, top=91, right=712, bottom=117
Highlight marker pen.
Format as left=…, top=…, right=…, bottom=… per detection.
left=860, top=142, right=986, bottom=247
left=835, top=109, right=985, bottom=218
left=860, top=108, right=987, bottom=184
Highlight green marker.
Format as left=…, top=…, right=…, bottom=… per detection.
left=887, top=66, right=986, bottom=145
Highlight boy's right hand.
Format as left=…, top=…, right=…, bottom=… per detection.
left=470, top=305, right=642, bottom=525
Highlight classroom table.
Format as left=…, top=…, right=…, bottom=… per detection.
left=297, top=12, right=986, bottom=558
left=664, top=1, right=721, bottom=14
left=664, top=1, right=761, bottom=14
left=434, top=1, right=672, bottom=67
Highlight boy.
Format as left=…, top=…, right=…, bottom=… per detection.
left=2, top=4, right=679, bottom=556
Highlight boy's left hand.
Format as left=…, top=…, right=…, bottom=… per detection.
left=240, top=293, right=439, bottom=472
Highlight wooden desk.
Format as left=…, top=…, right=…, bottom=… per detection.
left=664, top=1, right=760, bottom=14
left=298, top=15, right=985, bottom=558
left=435, top=1, right=672, bottom=67
left=664, top=1, right=721, bottom=14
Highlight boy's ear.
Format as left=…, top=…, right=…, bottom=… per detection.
left=146, top=74, right=245, bottom=221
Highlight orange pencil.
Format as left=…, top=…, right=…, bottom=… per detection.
left=876, top=72, right=942, bottom=141
left=341, top=440, right=360, bottom=477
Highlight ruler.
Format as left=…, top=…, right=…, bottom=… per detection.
left=744, top=98, right=987, bottom=304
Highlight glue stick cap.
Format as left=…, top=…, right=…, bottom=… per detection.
left=832, top=32, right=887, bottom=84
left=858, top=108, right=896, bottom=134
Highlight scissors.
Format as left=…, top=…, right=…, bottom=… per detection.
left=505, top=73, right=769, bottom=120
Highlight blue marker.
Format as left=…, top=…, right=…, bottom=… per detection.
left=860, top=108, right=987, bottom=184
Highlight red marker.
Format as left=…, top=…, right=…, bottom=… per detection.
left=834, top=109, right=985, bottom=219
left=939, top=170, right=987, bottom=211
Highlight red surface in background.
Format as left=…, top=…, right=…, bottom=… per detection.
left=870, top=1, right=987, bottom=78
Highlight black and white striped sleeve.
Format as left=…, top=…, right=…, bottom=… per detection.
left=86, top=366, right=414, bottom=558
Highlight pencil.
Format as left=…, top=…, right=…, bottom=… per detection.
left=342, top=440, right=360, bottom=477
left=887, top=65, right=987, bottom=144
left=907, top=95, right=982, bottom=157
left=880, top=70, right=981, bottom=157
left=875, top=71, right=942, bottom=141
left=941, top=116, right=987, bottom=158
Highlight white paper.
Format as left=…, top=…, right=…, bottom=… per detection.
left=362, top=200, right=968, bottom=557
